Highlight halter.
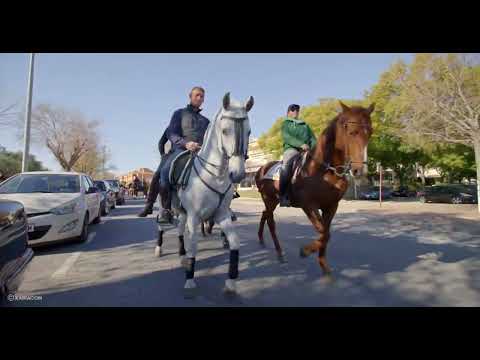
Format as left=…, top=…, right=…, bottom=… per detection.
left=186, top=113, right=249, bottom=215
left=323, top=119, right=370, bottom=178
left=220, top=115, right=248, bottom=159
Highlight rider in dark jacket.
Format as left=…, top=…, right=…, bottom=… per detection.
left=158, top=86, right=210, bottom=223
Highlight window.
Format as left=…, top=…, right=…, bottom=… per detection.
left=0, top=174, right=80, bottom=194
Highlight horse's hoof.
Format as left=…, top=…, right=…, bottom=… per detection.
left=259, top=241, right=266, bottom=248
left=224, top=279, right=237, bottom=296
left=154, top=246, right=162, bottom=257
left=183, top=287, right=198, bottom=299
left=183, top=279, right=197, bottom=299
left=299, top=247, right=309, bottom=258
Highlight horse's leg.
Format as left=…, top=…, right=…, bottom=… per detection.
left=177, top=211, right=187, bottom=259
left=183, top=213, right=200, bottom=298
left=316, top=203, right=339, bottom=274
left=299, top=206, right=335, bottom=275
left=261, top=192, right=284, bottom=262
left=201, top=221, right=206, bottom=237
left=258, top=209, right=267, bottom=247
left=207, top=218, right=214, bottom=234
left=155, top=196, right=165, bottom=257
left=215, top=213, right=240, bottom=295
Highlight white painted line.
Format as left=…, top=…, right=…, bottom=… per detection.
left=51, top=252, right=82, bottom=279
left=86, top=232, right=96, bottom=244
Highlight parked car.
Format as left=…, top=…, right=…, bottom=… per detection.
left=0, top=200, right=34, bottom=302
left=359, top=186, right=393, bottom=200
left=391, top=186, right=417, bottom=197
left=105, top=179, right=125, bottom=205
left=0, top=172, right=102, bottom=246
left=94, top=180, right=116, bottom=216
left=417, top=184, right=478, bottom=204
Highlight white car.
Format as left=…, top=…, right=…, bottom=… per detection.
left=0, top=171, right=102, bottom=246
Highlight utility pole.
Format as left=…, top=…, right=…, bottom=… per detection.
left=22, top=53, right=35, bottom=172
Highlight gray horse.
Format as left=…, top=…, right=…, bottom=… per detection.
left=170, top=92, right=253, bottom=297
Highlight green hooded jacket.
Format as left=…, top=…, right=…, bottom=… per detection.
left=281, top=117, right=317, bottom=152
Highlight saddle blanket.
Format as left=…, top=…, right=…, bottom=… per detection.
left=262, top=162, right=282, bottom=180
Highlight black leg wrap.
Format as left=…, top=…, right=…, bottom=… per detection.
left=185, top=257, right=196, bottom=280
left=229, top=250, right=239, bottom=279
left=158, top=230, right=163, bottom=247
left=179, top=235, right=186, bottom=256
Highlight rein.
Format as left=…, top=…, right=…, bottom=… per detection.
left=182, top=113, right=248, bottom=215
left=322, top=119, right=369, bottom=178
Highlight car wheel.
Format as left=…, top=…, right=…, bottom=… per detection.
left=77, top=214, right=89, bottom=243
left=92, top=208, right=101, bottom=224
left=451, top=196, right=463, bottom=204
left=419, top=196, right=426, bottom=203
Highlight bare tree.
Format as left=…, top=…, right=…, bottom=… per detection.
left=396, top=54, right=480, bottom=211
left=27, top=104, right=101, bottom=171
left=0, top=103, right=20, bottom=127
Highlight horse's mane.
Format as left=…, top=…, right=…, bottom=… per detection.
left=312, top=114, right=339, bottom=165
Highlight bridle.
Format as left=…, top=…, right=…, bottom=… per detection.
left=323, top=117, right=370, bottom=178
left=189, top=113, right=249, bottom=214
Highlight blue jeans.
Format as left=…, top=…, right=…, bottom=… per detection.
left=160, top=148, right=185, bottom=189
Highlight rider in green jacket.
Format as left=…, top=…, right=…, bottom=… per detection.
left=279, top=104, right=317, bottom=207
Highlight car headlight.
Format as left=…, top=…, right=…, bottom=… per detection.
left=460, top=193, right=472, bottom=197
left=51, top=200, right=78, bottom=215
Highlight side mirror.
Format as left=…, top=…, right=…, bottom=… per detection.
left=87, top=187, right=98, bottom=194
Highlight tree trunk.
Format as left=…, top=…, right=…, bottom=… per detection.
left=474, top=139, right=480, bottom=214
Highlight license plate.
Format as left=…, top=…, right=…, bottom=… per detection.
left=28, top=224, right=35, bottom=232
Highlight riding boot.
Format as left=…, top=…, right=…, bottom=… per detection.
left=279, top=168, right=291, bottom=207
left=138, top=178, right=159, bottom=217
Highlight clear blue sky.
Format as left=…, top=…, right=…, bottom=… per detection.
left=0, top=53, right=413, bottom=175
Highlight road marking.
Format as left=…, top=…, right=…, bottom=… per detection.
left=51, top=252, right=82, bottom=279
left=86, top=232, right=96, bottom=244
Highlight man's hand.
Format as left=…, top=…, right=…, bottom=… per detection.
left=301, top=144, right=310, bottom=151
left=186, top=141, right=201, bottom=152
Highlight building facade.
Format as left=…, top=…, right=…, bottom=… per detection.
left=118, top=168, right=154, bottom=186
left=239, top=137, right=280, bottom=189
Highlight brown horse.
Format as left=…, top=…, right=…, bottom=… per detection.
left=255, top=101, right=374, bottom=274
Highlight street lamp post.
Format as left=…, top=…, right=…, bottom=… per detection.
left=21, top=53, right=35, bottom=172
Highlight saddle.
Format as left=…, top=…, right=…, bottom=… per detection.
left=169, top=150, right=195, bottom=188
left=263, top=151, right=308, bottom=184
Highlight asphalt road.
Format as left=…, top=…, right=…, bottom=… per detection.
left=6, top=197, right=480, bottom=307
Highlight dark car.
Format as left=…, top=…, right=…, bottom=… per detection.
left=418, top=185, right=478, bottom=204
left=359, top=186, right=393, bottom=200
left=94, top=180, right=116, bottom=215
left=0, top=200, right=34, bottom=302
left=105, top=179, right=125, bottom=205
left=391, top=186, right=417, bottom=197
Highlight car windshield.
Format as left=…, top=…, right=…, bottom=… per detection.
left=106, top=180, right=119, bottom=188
left=0, top=174, right=80, bottom=194
left=94, top=181, right=106, bottom=191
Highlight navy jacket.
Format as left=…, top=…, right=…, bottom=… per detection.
left=167, top=104, right=210, bottom=151
left=158, top=127, right=170, bottom=156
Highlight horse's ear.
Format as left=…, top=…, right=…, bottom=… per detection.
left=223, top=92, right=231, bottom=110
left=339, top=101, right=350, bottom=113
left=367, top=103, right=375, bottom=115
left=245, top=96, right=254, bottom=112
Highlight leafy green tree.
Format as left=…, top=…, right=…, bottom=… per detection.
left=0, top=146, right=47, bottom=181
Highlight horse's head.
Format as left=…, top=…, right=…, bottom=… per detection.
left=217, top=92, right=254, bottom=183
left=334, top=101, right=374, bottom=177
